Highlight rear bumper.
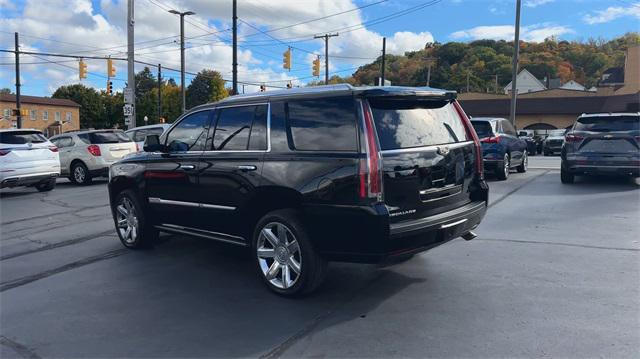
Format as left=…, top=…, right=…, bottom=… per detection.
left=563, top=158, right=640, bottom=177
left=1, top=172, right=59, bottom=188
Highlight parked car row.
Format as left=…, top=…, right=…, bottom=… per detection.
left=1, top=124, right=171, bottom=190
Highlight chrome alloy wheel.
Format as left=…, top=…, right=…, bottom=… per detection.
left=74, top=165, right=86, bottom=183
left=523, top=152, right=528, bottom=171
left=503, top=154, right=510, bottom=178
left=116, top=197, right=139, bottom=244
left=256, top=222, right=302, bottom=289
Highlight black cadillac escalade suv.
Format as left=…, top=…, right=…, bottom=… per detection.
left=108, top=85, right=489, bottom=296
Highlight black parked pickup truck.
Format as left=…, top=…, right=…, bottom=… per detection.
left=108, top=84, right=489, bottom=296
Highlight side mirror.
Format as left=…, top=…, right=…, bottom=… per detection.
left=143, top=134, right=166, bottom=152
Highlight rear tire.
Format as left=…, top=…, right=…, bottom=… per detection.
left=71, top=162, right=92, bottom=185
left=495, top=153, right=510, bottom=181
left=253, top=209, right=327, bottom=297
left=561, top=168, right=574, bottom=184
left=113, top=190, right=157, bottom=249
left=517, top=152, right=528, bottom=173
left=35, top=178, right=56, bottom=192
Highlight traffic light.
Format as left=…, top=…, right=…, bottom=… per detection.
left=282, top=47, right=291, bottom=71
left=312, top=56, right=321, bottom=77
left=106, top=80, right=113, bottom=95
left=107, top=58, right=116, bottom=77
left=79, top=60, right=87, bottom=80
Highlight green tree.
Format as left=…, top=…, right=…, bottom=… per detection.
left=186, top=69, right=228, bottom=109
left=52, top=84, right=104, bottom=128
left=0, top=88, right=12, bottom=95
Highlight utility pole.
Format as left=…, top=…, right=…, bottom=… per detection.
left=169, top=9, right=195, bottom=113
left=157, top=63, right=162, bottom=121
left=495, top=74, right=499, bottom=94
left=380, top=37, right=386, bottom=86
left=314, top=33, right=338, bottom=84
left=466, top=71, right=470, bottom=92
left=126, top=0, right=135, bottom=130
left=425, top=57, right=436, bottom=87
left=232, top=0, right=238, bottom=95
left=14, top=32, right=21, bottom=129
left=509, top=0, right=522, bottom=125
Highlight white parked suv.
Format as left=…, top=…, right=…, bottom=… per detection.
left=0, top=129, right=60, bottom=192
left=50, top=130, right=137, bottom=185
left=125, top=123, right=171, bottom=151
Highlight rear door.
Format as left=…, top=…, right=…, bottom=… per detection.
left=569, top=115, right=640, bottom=163
left=52, top=136, right=74, bottom=175
left=196, top=103, right=268, bottom=237
left=367, top=98, right=477, bottom=223
left=89, top=131, right=137, bottom=161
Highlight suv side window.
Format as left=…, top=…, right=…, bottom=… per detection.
left=213, top=105, right=267, bottom=151
left=165, top=111, right=212, bottom=152
left=53, top=137, right=73, bottom=148
left=501, top=120, right=517, bottom=136
left=285, top=97, right=357, bottom=151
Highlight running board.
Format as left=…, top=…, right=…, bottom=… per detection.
left=155, top=224, right=248, bottom=247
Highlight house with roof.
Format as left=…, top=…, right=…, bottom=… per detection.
left=0, top=94, right=80, bottom=136
left=504, top=69, right=547, bottom=94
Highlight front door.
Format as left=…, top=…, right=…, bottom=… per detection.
left=145, top=109, right=213, bottom=228
left=196, top=103, right=268, bottom=239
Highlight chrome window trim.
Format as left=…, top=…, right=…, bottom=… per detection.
left=148, top=197, right=236, bottom=211
left=380, top=140, right=474, bottom=155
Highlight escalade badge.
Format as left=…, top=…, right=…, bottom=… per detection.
left=437, top=146, right=450, bottom=156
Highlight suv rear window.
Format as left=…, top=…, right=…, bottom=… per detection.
left=471, top=121, right=493, bottom=138
left=88, top=131, right=132, bottom=144
left=575, top=116, right=640, bottom=132
left=369, top=99, right=468, bottom=150
left=286, top=97, right=357, bottom=151
left=0, top=131, right=47, bottom=144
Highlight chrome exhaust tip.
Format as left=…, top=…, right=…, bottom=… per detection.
left=461, top=231, right=477, bottom=241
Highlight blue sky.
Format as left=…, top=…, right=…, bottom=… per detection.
left=1, top=0, right=638, bottom=96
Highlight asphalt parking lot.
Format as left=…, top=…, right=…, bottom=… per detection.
left=1, top=156, right=639, bottom=358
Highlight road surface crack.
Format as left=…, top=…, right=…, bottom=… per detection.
left=0, top=336, right=41, bottom=359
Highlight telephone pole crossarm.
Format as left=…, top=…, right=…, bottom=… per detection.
left=314, top=33, right=338, bottom=84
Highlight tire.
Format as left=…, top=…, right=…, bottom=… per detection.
left=113, top=189, right=158, bottom=249
left=35, top=178, right=56, bottom=192
left=495, top=153, right=510, bottom=181
left=561, top=168, right=574, bottom=184
left=253, top=209, right=327, bottom=296
left=517, top=152, right=528, bottom=173
left=71, top=162, right=92, bottom=185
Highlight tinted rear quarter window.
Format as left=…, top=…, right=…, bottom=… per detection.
left=471, top=121, right=493, bottom=138
left=369, top=99, right=468, bottom=150
left=0, top=131, right=47, bottom=144
left=286, top=97, right=357, bottom=151
left=575, top=116, right=640, bottom=132
left=89, top=131, right=131, bottom=144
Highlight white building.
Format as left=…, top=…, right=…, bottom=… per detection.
left=560, top=80, right=586, bottom=91
left=504, top=69, right=547, bottom=94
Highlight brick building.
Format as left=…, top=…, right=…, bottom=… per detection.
left=0, top=94, right=80, bottom=136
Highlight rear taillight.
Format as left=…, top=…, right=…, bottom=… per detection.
left=87, top=144, right=101, bottom=156
left=453, top=101, right=484, bottom=178
left=480, top=136, right=500, bottom=144
left=565, top=133, right=583, bottom=143
left=359, top=100, right=383, bottom=201
left=136, top=143, right=140, bottom=152
left=48, top=145, right=59, bottom=152
left=0, top=149, right=10, bottom=156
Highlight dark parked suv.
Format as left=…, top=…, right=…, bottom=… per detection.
left=561, top=112, right=640, bottom=183
left=108, top=85, right=489, bottom=296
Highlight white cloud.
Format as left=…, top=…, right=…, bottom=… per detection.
left=583, top=3, right=640, bottom=25
left=524, top=0, right=554, bottom=8
left=450, top=23, right=574, bottom=42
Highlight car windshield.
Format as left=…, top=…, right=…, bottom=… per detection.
left=0, top=131, right=47, bottom=144
left=574, top=115, right=640, bottom=132
left=471, top=121, right=494, bottom=138
left=89, top=131, right=132, bottom=144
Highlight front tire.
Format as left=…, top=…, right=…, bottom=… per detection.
left=495, top=153, right=510, bottom=180
left=517, top=152, right=528, bottom=173
left=35, top=178, right=56, bottom=192
left=71, top=162, right=92, bottom=185
left=113, top=190, right=157, bottom=249
left=253, top=209, right=327, bottom=296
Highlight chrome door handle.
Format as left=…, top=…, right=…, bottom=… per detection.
left=180, top=164, right=196, bottom=170
left=237, top=165, right=257, bottom=171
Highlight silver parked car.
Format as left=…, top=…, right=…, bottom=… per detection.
left=50, top=130, right=137, bottom=185
left=125, top=124, right=171, bottom=151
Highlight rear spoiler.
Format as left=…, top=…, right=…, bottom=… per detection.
left=358, top=87, right=457, bottom=101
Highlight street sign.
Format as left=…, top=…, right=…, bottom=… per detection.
left=124, top=87, right=134, bottom=104
left=124, top=118, right=131, bottom=126
left=123, top=104, right=134, bottom=116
